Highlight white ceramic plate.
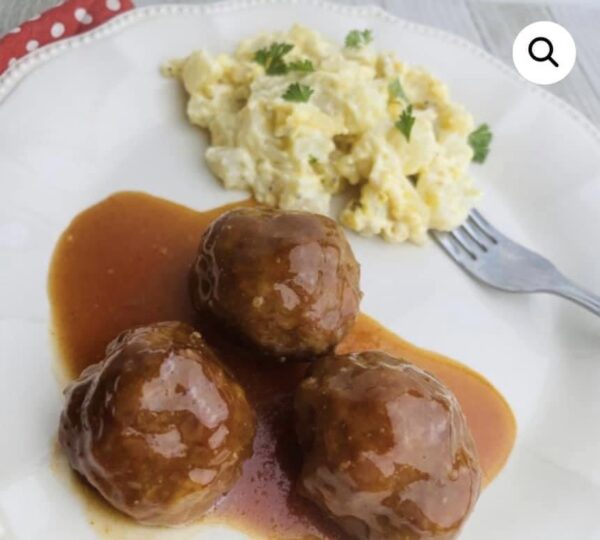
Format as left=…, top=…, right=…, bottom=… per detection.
left=1, top=1, right=600, bottom=539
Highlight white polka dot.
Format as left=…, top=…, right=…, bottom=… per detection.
left=50, top=22, right=65, bottom=38
left=106, top=0, right=121, bottom=11
left=74, top=7, right=93, bottom=25
left=9, top=27, right=21, bottom=34
left=25, top=40, right=39, bottom=52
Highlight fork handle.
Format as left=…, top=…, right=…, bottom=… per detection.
left=548, top=279, right=600, bottom=317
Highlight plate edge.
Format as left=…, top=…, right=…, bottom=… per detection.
left=0, top=0, right=599, bottom=147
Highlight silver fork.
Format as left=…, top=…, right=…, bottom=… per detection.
left=431, top=210, right=600, bottom=317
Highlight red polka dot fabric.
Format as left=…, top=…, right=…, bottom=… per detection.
left=0, top=0, right=135, bottom=75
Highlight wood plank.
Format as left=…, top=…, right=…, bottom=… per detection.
left=550, top=5, right=600, bottom=106
left=0, top=0, right=60, bottom=37
left=380, top=0, right=483, bottom=45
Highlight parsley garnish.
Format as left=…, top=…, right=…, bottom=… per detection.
left=345, top=29, right=373, bottom=49
left=283, top=83, right=314, bottom=103
left=468, top=124, right=492, bottom=163
left=395, top=105, right=416, bottom=141
left=389, top=78, right=408, bottom=102
left=288, top=59, right=315, bottom=73
left=309, top=155, right=318, bottom=164
left=254, top=42, right=294, bottom=75
left=254, top=43, right=315, bottom=76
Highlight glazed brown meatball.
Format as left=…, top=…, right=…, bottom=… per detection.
left=295, top=351, right=481, bottom=540
left=191, top=207, right=361, bottom=358
left=59, top=322, right=255, bottom=526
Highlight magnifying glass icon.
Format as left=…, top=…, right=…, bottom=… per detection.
left=528, top=37, right=559, bottom=67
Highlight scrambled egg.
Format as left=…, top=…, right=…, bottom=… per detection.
left=165, top=25, right=480, bottom=243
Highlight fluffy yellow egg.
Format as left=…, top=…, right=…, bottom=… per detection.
left=165, top=25, right=481, bottom=244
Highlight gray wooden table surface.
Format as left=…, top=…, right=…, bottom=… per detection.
left=1, top=0, right=599, bottom=126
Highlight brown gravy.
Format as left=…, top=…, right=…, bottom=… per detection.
left=49, top=191, right=516, bottom=539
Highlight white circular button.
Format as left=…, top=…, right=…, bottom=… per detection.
left=513, top=21, right=576, bottom=85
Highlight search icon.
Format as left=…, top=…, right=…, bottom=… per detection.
left=513, top=21, right=576, bottom=85
left=528, top=37, right=559, bottom=67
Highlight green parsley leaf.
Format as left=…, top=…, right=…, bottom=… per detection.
left=468, top=124, right=492, bottom=163
left=282, top=83, right=314, bottom=103
left=395, top=105, right=416, bottom=142
left=389, top=78, right=408, bottom=102
left=345, top=29, right=373, bottom=49
left=254, top=42, right=294, bottom=75
left=288, top=59, right=315, bottom=73
left=309, top=155, right=319, bottom=164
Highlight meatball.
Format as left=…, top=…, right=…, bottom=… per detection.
left=294, top=351, right=481, bottom=540
left=59, top=322, right=255, bottom=526
left=191, top=207, right=361, bottom=358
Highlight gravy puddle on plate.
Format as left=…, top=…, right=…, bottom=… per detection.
left=48, top=191, right=516, bottom=539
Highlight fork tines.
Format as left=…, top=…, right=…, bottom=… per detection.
left=433, top=210, right=498, bottom=261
